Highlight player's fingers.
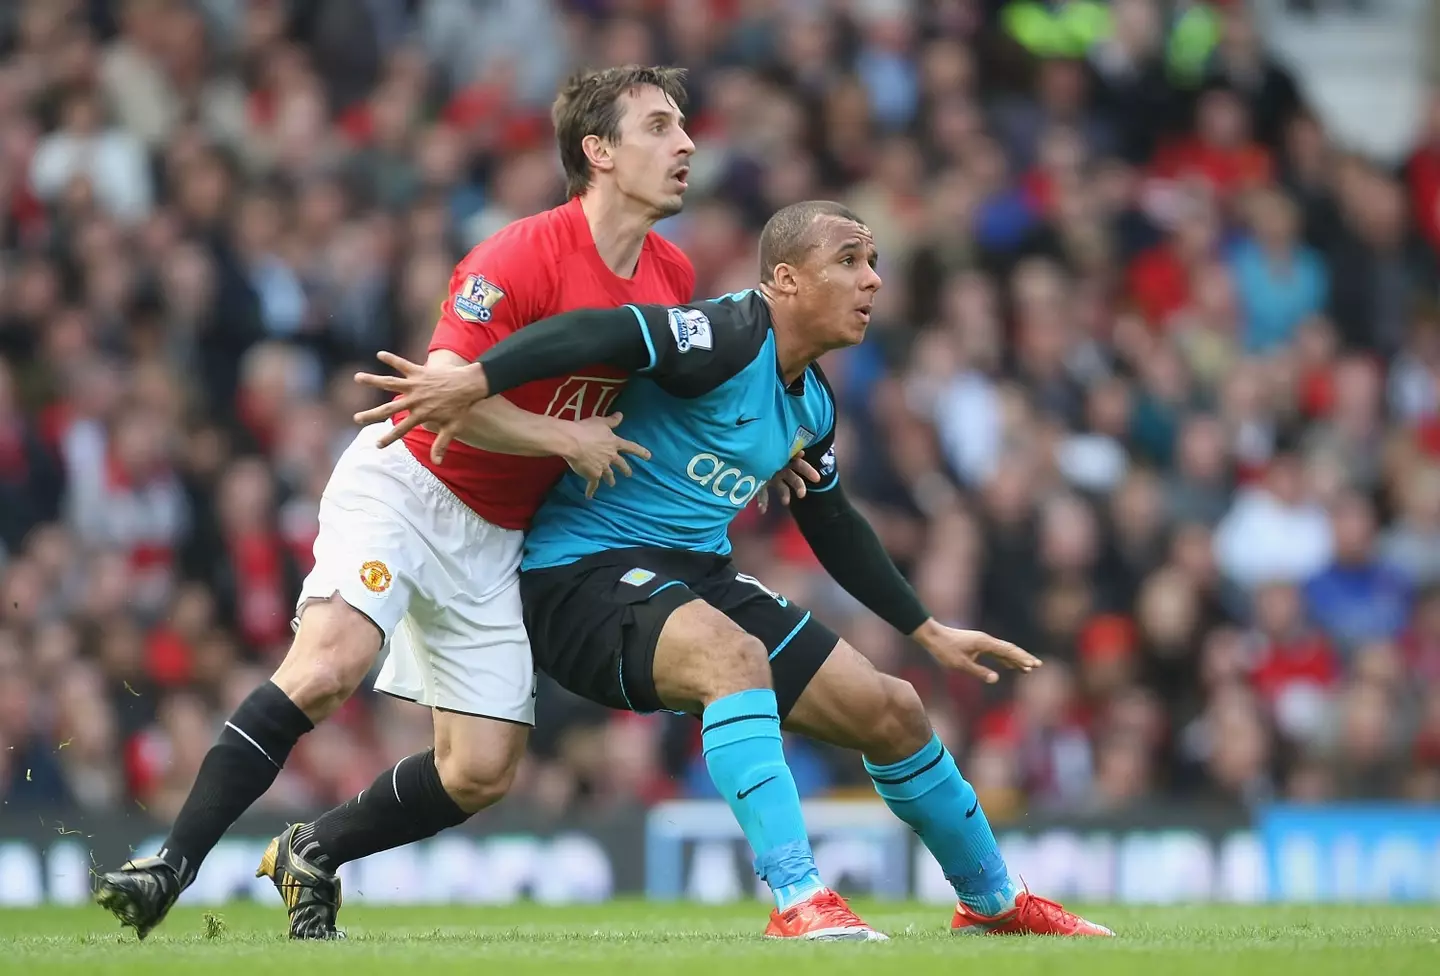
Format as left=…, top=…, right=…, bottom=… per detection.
left=756, top=487, right=770, bottom=514
left=774, top=479, right=792, bottom=505
left=375, top=350, right=421, bottom=375
left=958, top=656, right=1000, bottom=684
left=602, top=466, right=617, bottom=488
left=354, top=371, right=410, bottom=394
left=616, top=438, right=651, bottom=461
left=585, top=477, right=599, bottom=500
left=376, top=412, right=422, bottom=448
left=978, top=635, right=1043, bottom=670
left=604, top=412, right=623, bottom=428
left=780, top=468, right=807, bottom=499
left=430, top=426, right=457, bottom=465
left=789, top=457, right=822, bottom=483
left=612, top=454, right=634, bottom=479
left=354, top=397, right=406, bottom=426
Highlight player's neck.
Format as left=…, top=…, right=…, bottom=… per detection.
left=758, top=287, right=827, bottom=383
left=768, top=310, right=825, bottom=385
left=579, top=190, right=655, bottom=279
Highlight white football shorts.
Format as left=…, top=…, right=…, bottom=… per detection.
left=296, top=423, right=535, bottom=725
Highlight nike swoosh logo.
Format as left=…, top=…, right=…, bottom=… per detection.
left=965, top=799, right=979, bottom=818
left=735, top=416, right=761, bottom=426
left=737, top=775, right=776, bottom=800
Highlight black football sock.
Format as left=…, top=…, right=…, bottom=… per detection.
left=292, top=749, right=470, bottom=871
left=158, top=681, right=314, bottom=887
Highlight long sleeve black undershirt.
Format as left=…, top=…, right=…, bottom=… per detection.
left=477, top=307, right=651, bottom=395
left=788, top=480, right=931, bottom=636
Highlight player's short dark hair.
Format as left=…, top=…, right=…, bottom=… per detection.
left=551, top=65, right=689, bottom=199
left=758, top=201, right=868, bottom=283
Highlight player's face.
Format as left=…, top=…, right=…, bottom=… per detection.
left=797, top=219, right=882, bottom=348
left=610, top=86, right=694, bottom=217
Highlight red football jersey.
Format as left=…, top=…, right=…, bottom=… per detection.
left=402, top=197, right=695, bottom=529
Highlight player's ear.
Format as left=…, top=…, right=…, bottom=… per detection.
left=582, top=134, right=614, bottom=176
left=770, top=263, right=801, bottom=296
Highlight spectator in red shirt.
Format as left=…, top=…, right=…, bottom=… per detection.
left=1126, top=190, right=1220, bottom=328
left=1150, top=86, right=1272, bottom=204
left=0, top=358, right=62, bottom=555
left=203, top=457, right=302, bottom=655
left=1248, top=580, right=1339, bottom=747
left=1404, top=90, right=1440, bottom=256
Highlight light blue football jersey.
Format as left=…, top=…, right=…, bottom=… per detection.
left=522, top=291, right=839, bottom=570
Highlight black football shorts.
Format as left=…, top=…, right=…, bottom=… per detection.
left=519, top=547, right=838, bottom=718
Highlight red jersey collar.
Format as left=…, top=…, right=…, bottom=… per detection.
left=563, top=196, right=655, bottom=305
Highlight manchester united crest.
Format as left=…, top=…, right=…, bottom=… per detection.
left=359, top=559, right=392, bottom=593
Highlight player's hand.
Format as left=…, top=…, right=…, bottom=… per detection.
left=352, top=352, right=491, bottom=455
left=755, top=456, right=822, bottom=515
left=563, top=413, right=652, bottom=499
left=912, top=620, right=1041, bottom=684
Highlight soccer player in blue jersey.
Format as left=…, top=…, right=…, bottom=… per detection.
left=356, top=201, right=1113, bottom=940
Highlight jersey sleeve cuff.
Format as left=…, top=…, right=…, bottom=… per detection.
left=627, top=305, right=658, bottom=372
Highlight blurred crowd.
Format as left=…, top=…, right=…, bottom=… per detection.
left=1, top=0, right=1439, bottom=824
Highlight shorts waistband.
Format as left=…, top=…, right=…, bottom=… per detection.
left=365, top=425, right=512, bottom=535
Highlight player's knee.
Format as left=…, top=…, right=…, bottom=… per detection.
left=271, top=598, right=381, bottom=722
left=434, top=745, right=518, bottom=814
left=867, top=677, right=932, bottom=762
left=704, top=630, right=771, bottom=701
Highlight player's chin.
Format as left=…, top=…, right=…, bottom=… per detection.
left=832, top=321, right=868, bottom=347
left=653, top=192, right=686, bottom=217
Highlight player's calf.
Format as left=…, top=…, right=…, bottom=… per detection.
left=788, top=642, right=1020, bottom=914
left=649, top=603, right=879, bottom=934
left=432, top=709, right=528, bottom=813
left=852, top=673, right=933, bottom=765
left=788, top=640, right=1111, bottom=935
left=97, top=598, right=381, bottom=938
left=263, top=710, right=529, bottom=939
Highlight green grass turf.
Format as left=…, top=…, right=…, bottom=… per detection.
left=2, top=901, right=1437, bottom=976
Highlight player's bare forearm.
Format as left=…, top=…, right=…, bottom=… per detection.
left=405, top=350, right=571, bottom=458
left=451, top=396, right=576, bottom=457
left=354, top=305, right=669, bottom=455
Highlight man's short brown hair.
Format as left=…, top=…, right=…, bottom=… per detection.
left=551, top=65, right=688, bottom=199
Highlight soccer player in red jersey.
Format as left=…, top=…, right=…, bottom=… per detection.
left=96, top=66, right=699, bottom=941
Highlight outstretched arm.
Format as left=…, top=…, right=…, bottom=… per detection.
left=416, top=350, right=649, bottom=493
left=789, top=451, right=1041, bottom=684
left=353, top=305, right=658, bottom=453
left=787, top=474, right=929, bottom=634
left=411, top=351, right=585, bottom=457
left=451, top=395, right=577, bottom=457
left=356, top=298, right=758, bottom=457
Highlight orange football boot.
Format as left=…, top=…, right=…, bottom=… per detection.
left=764, top=888, right=889, bottom=942
left=952, top=888, right=1114, bottom=936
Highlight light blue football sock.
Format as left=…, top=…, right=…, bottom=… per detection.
left=866, top=733, right=1019, bottom=916
left=702, top=688, right=823, bottom=910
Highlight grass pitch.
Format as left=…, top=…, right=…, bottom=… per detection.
left=3, top=900, right=1436, bottom=976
